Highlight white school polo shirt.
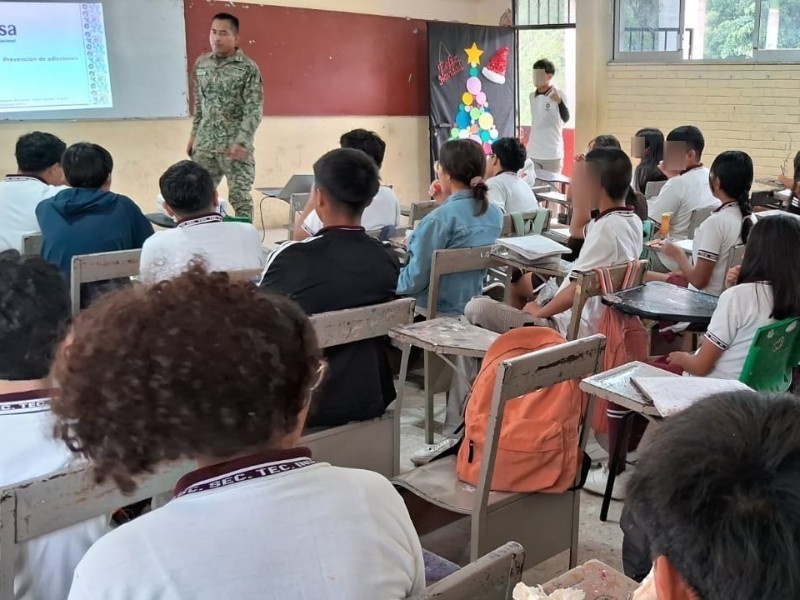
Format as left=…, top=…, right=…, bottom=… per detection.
left=527, top=88, right=568, bottom=161
left=0, top=390, right=106, bottom=600
left=68, top=448, right=425, bottom=600
left=552, top=207, right=644, bottom=338
left=302, top=185, right=402, bottom=236
left=487, top=172, right=540, bottom=214
left=703, top=283, right=776, bottom=380
left=691, top=202, right=751, bottom=297
left=0, top=175, right=67, bottom=252
left=139, top=214, right=264, bottom=284
left=647, top=167, right=720, bottom=271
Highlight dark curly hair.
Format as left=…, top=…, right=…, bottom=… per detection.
left=50, top=265, right=323, bottom=493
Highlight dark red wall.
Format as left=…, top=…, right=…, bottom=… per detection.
left=185, top=1, right=429, bottom=116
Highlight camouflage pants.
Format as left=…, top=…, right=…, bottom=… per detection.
left=192, top=149, right=254, bottom=221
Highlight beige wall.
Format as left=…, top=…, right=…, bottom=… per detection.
left=0, top=0, right=509, bottom=227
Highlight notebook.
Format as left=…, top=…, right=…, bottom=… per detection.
left=494, top=235, right=570, bottom=262
left=631, top=376, right=752, bottom=417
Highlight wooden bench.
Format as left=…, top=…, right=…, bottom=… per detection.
left=70, top=249, right=142, bottom=315
left=21, top=233, right=43, bottom=256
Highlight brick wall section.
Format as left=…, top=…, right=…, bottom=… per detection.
left=603, top=63, right=800, bottom=176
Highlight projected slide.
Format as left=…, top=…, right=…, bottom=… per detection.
left=0, top=2, right=112, bottom=113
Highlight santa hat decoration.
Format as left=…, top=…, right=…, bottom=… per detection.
left=482, top=46, right=509, bottom=85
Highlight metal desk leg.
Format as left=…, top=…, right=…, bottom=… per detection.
left=600, top=411, right=636, bottom=522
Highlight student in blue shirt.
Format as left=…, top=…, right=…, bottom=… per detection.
left=397, top=139, right=502, bottom=315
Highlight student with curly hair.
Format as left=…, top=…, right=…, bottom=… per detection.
left=0, top=250, right=105, bottom=600
left=53, top=267, right=424, bottom=599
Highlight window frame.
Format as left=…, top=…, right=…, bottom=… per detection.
left=612, top=0, right=800, bottom=63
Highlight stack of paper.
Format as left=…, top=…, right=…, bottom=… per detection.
left=495, top=235, right=570, bottom=262
left=632, top=376, right=752, bottom=417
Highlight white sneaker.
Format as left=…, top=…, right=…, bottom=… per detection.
left=582, top=463, right=631, bottom=501
left=410, top=438, right=460, bottom=466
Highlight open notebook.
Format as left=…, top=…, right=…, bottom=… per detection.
left=632, top=376, right=752, bottom=417
left=494, top=235, right=570, bottom=262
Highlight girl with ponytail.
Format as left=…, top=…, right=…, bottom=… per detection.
left=663, top=150, right=755, bottom=296
left=398, top=139, right=502, bottom=315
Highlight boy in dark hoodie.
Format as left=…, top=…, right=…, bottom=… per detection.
left=36, top=143, right=154, bottom=281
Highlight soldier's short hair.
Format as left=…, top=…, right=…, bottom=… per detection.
left=15, top=131, right=66, bottom=173
left=340, top=129, right=387, bottom=169
left=159, top=160, right=215, bottom=217
left=62, top=142, right=113, bottom=189
left=313, top=148, right=380, bottom=218
left=212, top=12, right=239, bottom=34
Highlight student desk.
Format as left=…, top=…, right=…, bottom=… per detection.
left=541, top=559, right=640, bottom=599
left=536, top=169, right=571, bottom=194
left=602, top=282, right=718, bottom=325
left=389, top=317, right=499, bottom=361
left=755, top=209, right=800, bottom=222
left=490, top=249, right=572, bottom=304
left=580, top=361, right=678, bottom=521
left=145, top=212, right=177, bottom=229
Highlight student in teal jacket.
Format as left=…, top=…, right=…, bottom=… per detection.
left=397, top=139, right=502, bottom=315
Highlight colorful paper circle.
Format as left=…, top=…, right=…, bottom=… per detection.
left=461, top=92, right=474, bottom=105
left=464, top=104, right=472, bottom=112
left=470, top=124, right=479, bottom=134
left=466, top=77, right=482, bottom=95
left=480, top=130, right=491, bottom=142
left=483, top=142, right=493, bottom=154
left=459, top=129, right=470, bottom=139
left=451, top=128, right=460, bottom=138
left=489, top=127, right=499, bottom=140
left=470, top=67, right=479, bottom=76
left=455, top=111, right=470, bottom=129
left=476, top=92, right=487, bottom=106
left=470, top=135, right=481, bottom=143
left=470, top=108, right=481, bottom=120
left=479, top=113, right=495, bottom=130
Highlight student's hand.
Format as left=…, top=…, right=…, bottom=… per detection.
left=549, top=89, right=561, bottom=104
left=429, top=180, right=446, bottom=204
left=666, top=351, right=689, bottom=369
left=779, top=175, right=794, bottom=189
left=574, top=153, right=586, bottom=163
left=725, top=265, right=741, bottom=289
left=522, top=301, right=542, bottom=317
left=662, top=240, right=683, bottom=261
left=186, top=137, right=195, bottom=158
left=225, top=144, right=250, bottom=161
left=658, top=160, right=681, bottom=179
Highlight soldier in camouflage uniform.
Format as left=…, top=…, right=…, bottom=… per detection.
left=187, top=13, right=263, bottom=221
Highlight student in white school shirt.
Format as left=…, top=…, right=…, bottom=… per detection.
left=294, top=129, right=401, bottom=240
left=0, top=251, right=106, bottom=600
left=647, top=126, right=720, bottom=272
left=465, top=148, right=643, bottom=339
left=527, top=58, right=570, bottom=175
left=660, top=151, right=756, bottom=297
left=0, top=132, right=68, bottom=252
left=52, top=268, right=425, bottom=600
left=485, top=137, right=539, bottom=214
left=139, top=161, right=263, bottom=284
left=667, top=214, right=800, bottom=382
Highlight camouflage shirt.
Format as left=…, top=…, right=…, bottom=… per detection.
left=191, top=49, right=263, bottom=152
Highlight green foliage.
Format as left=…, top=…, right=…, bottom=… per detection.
left=705, top=0, right=756, bottom=59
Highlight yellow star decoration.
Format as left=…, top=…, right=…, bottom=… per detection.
left=464, top=43, right=484, bottom=67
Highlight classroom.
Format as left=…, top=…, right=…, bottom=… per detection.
left=1, top=0, right=799, bottom=598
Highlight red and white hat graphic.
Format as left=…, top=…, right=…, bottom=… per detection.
left=482, top=46, right=509, bottom=85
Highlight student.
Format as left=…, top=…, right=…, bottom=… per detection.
left=779, top=150, right=800, bottom=213
left=0, top=132, right=68, bottom=252
left=294, top=129, right=401, bottom=240
left=36, top=142, right=154, bottom=281
left=667, top=214, right=800, bottom=379
left=397, top=139, right=503, bottom=315
left=647, top=126, right=719, bottom=271
left=0, top=250, right=105, bottom=600
left=139, top=161, right=263, bottom=284
left=626, top=391, right=800, bottom=599
left=485, top=137, right=539, bottom=214
left=50, top=268, right=425, bottom=599
left=527, top=59, right=570, bottom=174
left=661, top=151, right=755, bottom=297
left=261, top=148, right=400, bottom=428
left=632, top=127, right=667, bottom=195
left=466, top=148, right=643, bottom=338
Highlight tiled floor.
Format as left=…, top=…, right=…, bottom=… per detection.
left=398, top=384, right=626, bottom=585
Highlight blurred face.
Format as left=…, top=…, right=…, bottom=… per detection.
left=534, top=68, right=553, bottom=90
left=210, top=19, right=238, bottom=57
left=485, top=153, right=501, bottom=178
left=663, top=141, right=689, bottom=172
left=572, top=161, right=602, bottom=210
left=436, top=161, right=455, bottom=197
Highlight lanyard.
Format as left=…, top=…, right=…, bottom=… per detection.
left=175, top=457, right=315, bottom=498
left=177, top=214, right=224, bottom=228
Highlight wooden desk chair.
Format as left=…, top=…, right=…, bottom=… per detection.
left=0, top=460, right=195, bottom=597
left=726, top=243, right=746, bottom=272
left=394, top=335, right=606, bottom=566
left=566, top=261, right=649, bottom=341
left=300, top=298, right=415, bottom=477
left=687, top=206, right=716, bottom=239
left=644, top=180, right=667, bottom=200
left=225, top=268, right=264, bottom=283
left=409, top=201, right=438, bottom=229
left=409, top=542, right=525, bottom=600
left=21, top=233, right=43, bottom=256
left=499, top=209, right=551, bottom=238
left=739, top=317, right=800, bottom=393
left=70, top=249, right=142, bottom=315
left=284, top=192, right=311, bottom=240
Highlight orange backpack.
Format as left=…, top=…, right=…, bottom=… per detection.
left=456, top=326, right=587, bottom=494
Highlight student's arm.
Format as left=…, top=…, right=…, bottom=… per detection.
left=131, top=204, right=155, bottom=247
left=524, top=280, right=576, bottom=319
left=188, top=59, right=202, bottom=155
left=647, top=180, right=680, bottom=223
left=234, top=64, right=264, bottom=149
left=397, top=216, right=447, bottom=296
left=667, top=340, right=724, bottom=376
left=663, top=243, right=715, bottom=288
left=259, top=242, right=298, bottom=294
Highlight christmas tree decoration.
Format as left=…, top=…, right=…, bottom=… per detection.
left=449, top=42, right=499, bottom=154
left=464, top=43, right=484, bottom=67
left=482, top=46, right=509, bottom=85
